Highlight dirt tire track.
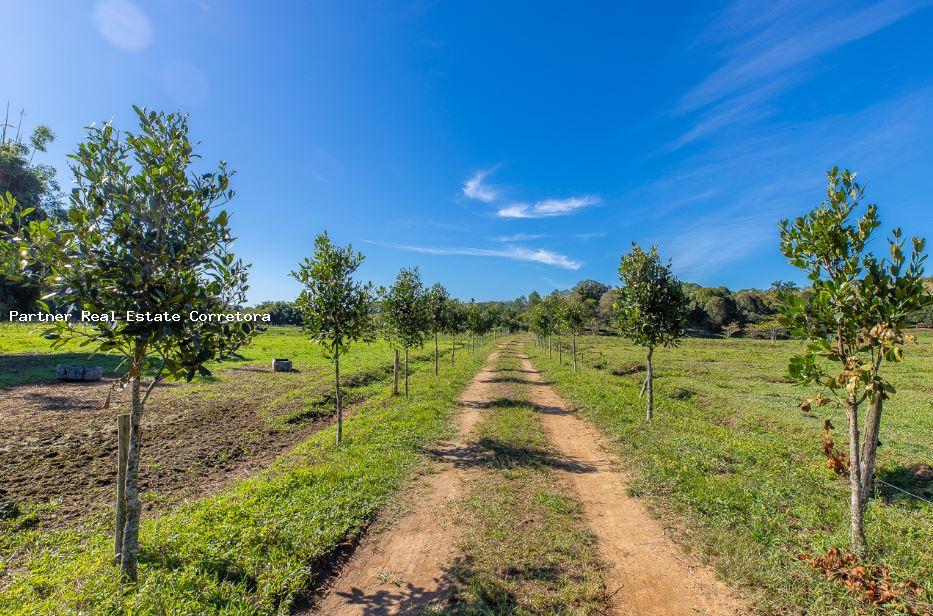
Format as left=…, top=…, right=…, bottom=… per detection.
left=517, top=352, right=747, bottom=616
left=306, top=348, right=505, bottom=616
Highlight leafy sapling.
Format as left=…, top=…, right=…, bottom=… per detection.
left=426, top=282, right=451, bottom=376
left=617, top=243, right=688, bottom=420
left=32, top=108, right=254, bottom=581
left=382, top=267, right=430, bottom=395
left=293, top=232, right=375, bottom=445
left=778, top=168, right=931, bottom=555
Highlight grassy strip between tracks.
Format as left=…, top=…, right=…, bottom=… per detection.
left=444, top=353, right=607, bottom=615
left=0, top=341, right=494, bottom=615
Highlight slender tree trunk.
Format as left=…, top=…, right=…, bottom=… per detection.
left=572, top=334, right=577, bottom=372
left=548, top=336, right=552, bottom=358
left=451, top=337, right=455, bottom=365
left=860, top=395, right=883, bottom=508
left=558, top=337, right=562, bottom=363
left=393, top=349, right=399, bottom=395
left=114, top=414, right=129, bottom=563
left=645, top=347, right=654, bottom=420
left=846, top=397, right=867, bottom=556
left=120, top=358, right=144, bottom=581
left=404, top=348, right=409, bottom=396
left=335, top=356, right=343, bottom=445
left=434, top=332, right=439, bottom=376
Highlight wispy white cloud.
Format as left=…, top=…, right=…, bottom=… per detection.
left=368, top=241, right=582, bottom=270
left=667, top=78, right=789, bottom=150
left=574, top=231, right=607, bottom=241
left=679, top=0, right=924, bottom=114
left=498, top=196, right=599, bottom=219
left=633, top=85, right=933, bottom=280
left=462, top=167, right=500, bottom=202
left=490, top=233, right=549, bottom=242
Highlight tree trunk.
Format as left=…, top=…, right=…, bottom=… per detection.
left=558, top=337, right=562, bottom=363
left=393, top=349, right=399, bottom=395
left=645, top=347, right=654, bottom=421
left=120, top=365, right=144, bottom=581
left=548, top=336, right=552, bottom=358
left=434, top=332, right=439, bottom=376
left=572, top=334, right=577, bottom=372
left=846, top=398, right=867, bottom=556
left=404, top=348, right=409, bottom=396
left=860, top=395, right=883, bottom=506
left=335, top=356, right=343, bottom=445
left=451, top=337, right=455, bottom=365
left=114, top=414, right=129, bottom=563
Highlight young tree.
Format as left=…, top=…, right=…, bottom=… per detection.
left=778, top=168, right=930, bottom=555
left=32, top=108, right=254, bottom=581
left=571, top=279, right=608, bottom=334
left=563, top=298, right=587, bottom=371
left=549, top=292, right=568, bottom=363
left=382, top=267, right=430, bottom=395
left=445, top=298, right=466, bottom=365
left=466, top=299, right=481, bottom=354
left=293, top=232, right=374, bottom=446
left=426, top=282, right=450, bottom=375
left=617, top=243, right=688, bottom=420
left=528, top=298, right=556, bottom=355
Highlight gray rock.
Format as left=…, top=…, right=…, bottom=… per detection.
left=56, top=365, right=104, bottom=381
left=272, top=358, right=293, bottom=372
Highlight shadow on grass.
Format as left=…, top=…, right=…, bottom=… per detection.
left=479, top=376, right=552, bottom=386
left=876, top=464, right=932, bottom=506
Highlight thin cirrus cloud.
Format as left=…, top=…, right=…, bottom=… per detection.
left=678, top=0, right=923, bottom=114
left=368, top=241, right=582, bottom=270
left=92, top=0, right=154, bottom=52
left=490, top=233, right=549, bottom=242
left=462, top=167, right=499, bottom=202
left=665, top=0, right=926, bottom=151
left=497, top=196, right=599, bottom=219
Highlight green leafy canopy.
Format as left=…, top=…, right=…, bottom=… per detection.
left=616, top=243, right=688, bottom=349
left=292, top=232, right=375, bottom=359
left=31, top=107, right=254, bottom=381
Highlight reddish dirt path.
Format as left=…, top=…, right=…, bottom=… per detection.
left=518, top=352, right=747, bottom=616
left=306, top=349, right=503, bottom=616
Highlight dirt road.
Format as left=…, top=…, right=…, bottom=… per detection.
left=307, top=349, right=503, bottom=616
left=308, top=345, right=744, bottom=615
left=517, top=352, right=745, bottom=616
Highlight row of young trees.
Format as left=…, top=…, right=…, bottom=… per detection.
left=292, top=248, right=506, bottom=441
left=543, top=168, right=929, bottom=560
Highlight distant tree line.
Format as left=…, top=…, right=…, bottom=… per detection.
left=246, top=274, right=933, bottom=335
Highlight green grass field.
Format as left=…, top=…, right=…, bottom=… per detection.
left=528, top=332, right=932, bottom=614
left=0, top=323, right=472, bottom=389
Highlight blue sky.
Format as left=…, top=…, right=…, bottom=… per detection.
left=8, top=0, right=933, bottom=302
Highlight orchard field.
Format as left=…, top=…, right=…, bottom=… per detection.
left=2, top=321, right=930, bottom=614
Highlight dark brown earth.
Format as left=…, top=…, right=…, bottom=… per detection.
left=0, top=364, right=337, bottom=528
